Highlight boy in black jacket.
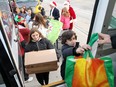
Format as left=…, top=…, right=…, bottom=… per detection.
left=60, top=30, right=91, bottom=79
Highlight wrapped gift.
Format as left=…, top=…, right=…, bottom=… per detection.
left=47, top=19, right=62, bottom=44
left=25, top=49, right=58, bottom=74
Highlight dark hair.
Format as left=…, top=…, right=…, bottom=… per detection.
left=28, top=28, right=44, bottom=43
left=13, top=7, right=18, bottom=14
left=61, top=30, right=77, bottom=44
left=31, top=13, right=35, bottom=20
left=27, top=7, right=32, bottom=12
left=20, top=7, right=27, bottom=14
left=29, top=13, right=35, bottom=22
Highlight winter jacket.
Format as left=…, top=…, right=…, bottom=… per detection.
left=25, top=38, right=53, bottom=52
left=61, top=42, right=80, bottom=79
left=111, top=35, right=116, bottom=49
left=50, top=7, right=60, bottom=20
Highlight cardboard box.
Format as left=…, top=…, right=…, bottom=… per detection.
left=25, top=49, right=58, bottom=74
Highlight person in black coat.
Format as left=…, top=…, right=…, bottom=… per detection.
left=98, top=33, right=116, bottom=49
left=49, top=1, right=60, bottom=20
left=60, top=30, right=91, bottom=80
left=25, top=28, right=53, bottom=85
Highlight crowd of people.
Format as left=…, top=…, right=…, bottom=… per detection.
left=1, top=0, right=115, bottom=86
left=10, top=0, right=83, bottom=85
left=9, top=0, right=78, bottom=86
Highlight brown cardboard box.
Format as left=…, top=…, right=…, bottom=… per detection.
left=25, top=49, right=58, bottom=74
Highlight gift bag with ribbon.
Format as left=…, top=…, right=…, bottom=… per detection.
left=14, top=15, right=25, bottom=24
left=65, top=33, right=114, bottom=87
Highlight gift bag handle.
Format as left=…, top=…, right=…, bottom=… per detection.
left=83, top=33, right=98, bottom=59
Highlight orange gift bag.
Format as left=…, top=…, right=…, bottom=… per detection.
left=65, top=33, right=114, bottom=87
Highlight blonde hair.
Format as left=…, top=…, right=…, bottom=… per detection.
left=61, top=7, right=70, bottom=17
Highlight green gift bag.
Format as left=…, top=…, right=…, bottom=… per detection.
left=65, top=56, right=76, bottom=87
left=65, top=33, right=114, bottom=87
left=47, top=19, right=62, bottom=44
left=100, top=57, right=114, bottom=87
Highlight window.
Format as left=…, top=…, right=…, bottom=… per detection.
left=109, top=3, right=116, bottom=29
left=0, top=1, right=13, bottom=44
left=0, top=73, right=6, bottom=87
left=16, top=0, right=38, bottom=8
left=16, top=0, right=38, bottom=2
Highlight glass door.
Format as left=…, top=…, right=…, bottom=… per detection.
left=0, top=0, right=24, bottom=86
left=0, top=72, right=6, bottom=87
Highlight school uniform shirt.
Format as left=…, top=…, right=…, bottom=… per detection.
left=26, top=15, right=31, bottom=23
left=26, top=13, right=35, bottom=23
left=50, top=7, right=60, bottom=20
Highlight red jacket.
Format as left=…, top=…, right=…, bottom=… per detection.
left=69, top=6, right=76, bottom=30
left=19, top=28, right=30, bottom=42
left=19, top=32, right=25, bottom=56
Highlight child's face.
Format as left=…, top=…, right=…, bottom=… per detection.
left=66, top=35, right=77, bottom=46
left=28, top=9, right=32, bottom=15
left=21, top=8, right=25, bottom=12
left=16, top=7, right=20, bottom=13
left=50, top=5, right=54, bottom=8
left=31, top=32, right=40, bottom=42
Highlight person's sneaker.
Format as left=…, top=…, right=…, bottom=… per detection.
left=25, top=77, right=33, bottom=83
